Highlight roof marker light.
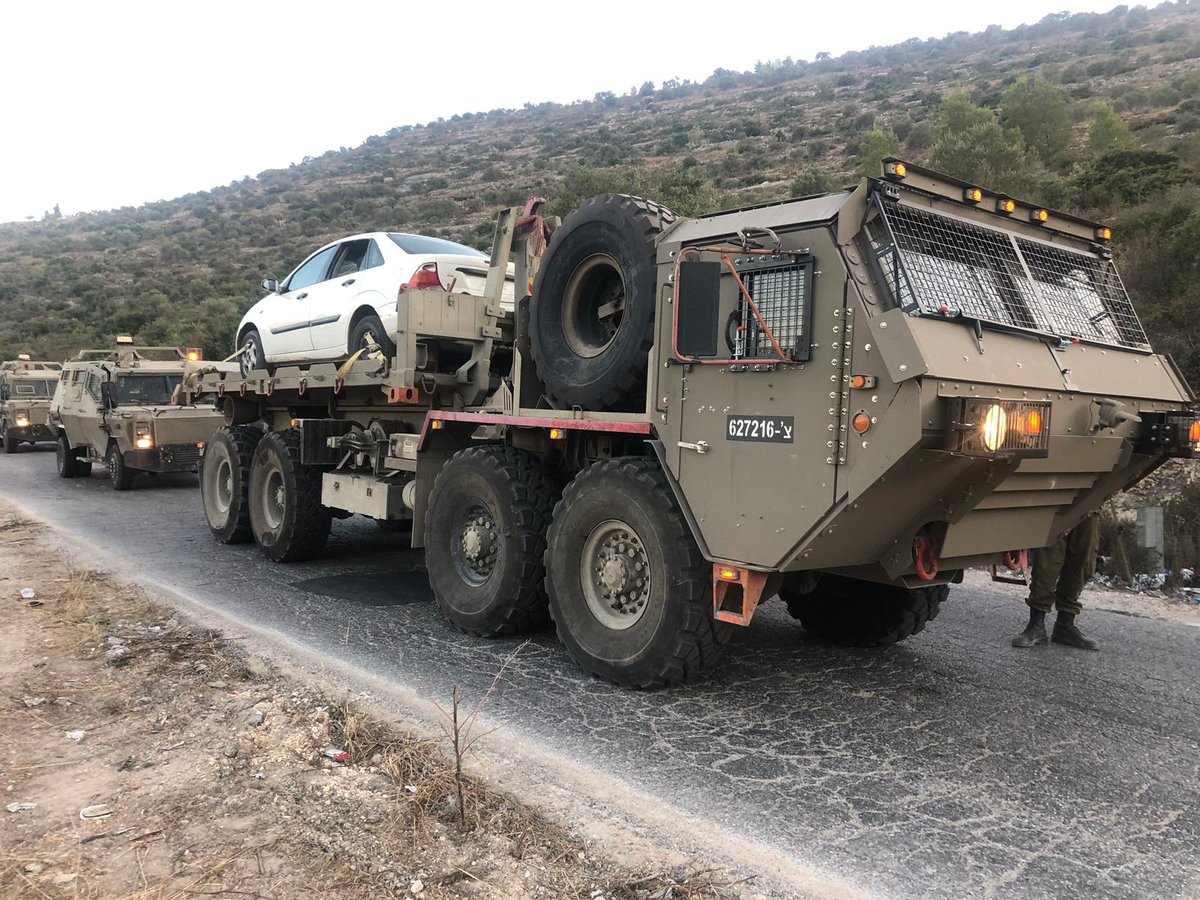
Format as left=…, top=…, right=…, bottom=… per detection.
left=996, top=197, right=1016, bottom=215
left=1030, top=208, right=1050, bottom=225
left=963, top=187, right=983, bottom=203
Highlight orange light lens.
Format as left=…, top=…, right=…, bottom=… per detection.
left=548, top=428, right=565, bottom=440
left=852, top=412, right=871, bottom=434
left=718, top=567, right=739, bottom=582
left=884, top=161, right=907, bottom=179
left=430, top=420, right=443, bottom=430
left=963, top=187, right=983, bottom=203
left=186, top=348, right=202, bottom=361
left=1095, top=226, right=1113, bottom=241
left=851, top=374, right=867, bottom=389
left=1031, top=209, right=1049, bottom=224
left=1190, top=420, right=1200, bottom=444
left=1016, top=409, right=1043, bottom=437
left=997, top=198, right=1016, bottom=214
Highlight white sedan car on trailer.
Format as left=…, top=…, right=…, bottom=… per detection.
left=236, top=232, right=512, bottom=375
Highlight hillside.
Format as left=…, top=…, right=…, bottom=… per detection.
left=0, top=1, right=1198, bottom=378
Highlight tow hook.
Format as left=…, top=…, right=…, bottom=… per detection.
left=913, top=534, right=940, bottom=581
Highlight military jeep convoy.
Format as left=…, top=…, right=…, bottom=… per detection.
left=0, top=356, right=61, bottom=452
left=4, top=160, right=1196, bottom=687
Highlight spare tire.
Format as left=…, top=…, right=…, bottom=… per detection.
left=531, top=194, right=676, bottom=411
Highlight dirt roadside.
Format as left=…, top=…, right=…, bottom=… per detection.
left=0, top=505, right=752, bottom=900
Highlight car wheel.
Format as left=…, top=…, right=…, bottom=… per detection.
left=239, top=328, right=266, bottom=379
left=349, top=314, right=397, bottom=362
left=57, top=434, right=82, bottom=478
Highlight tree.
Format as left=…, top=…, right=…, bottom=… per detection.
left=1086, top=101, right=1135, bottom=156
left=1001, top=76, right=1073, bottom=166
left=638, top=80, right=655, bottom=97
left=929, top=94, right=1035, bottom=196
left=856, top=126, right=900, bottom=177
left=791, top=166, right=841, bottom=196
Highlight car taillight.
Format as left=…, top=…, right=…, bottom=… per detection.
left=404, top=262, right=446, bottom=292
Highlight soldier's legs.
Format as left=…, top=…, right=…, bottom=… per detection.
left=1013, top=538, right=1067, bottom=647
left=1053, top=513, right=1100, bottom=616
left=1050, top=514, right=1101, bottom=651
left=1027, top=536, right=1067, bottom=613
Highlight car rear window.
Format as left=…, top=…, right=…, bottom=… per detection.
left=388, top=234, right=486, bottom=257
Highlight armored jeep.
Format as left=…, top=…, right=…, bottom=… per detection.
left=0, top=356, right=61, bottom=452
left=50, top=338, right=230, bottom=490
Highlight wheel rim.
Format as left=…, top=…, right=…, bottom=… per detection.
left=562, top=254, right=626, bottom=359
left=214, top=455, right=233, bottom=514
left=580, top=518, right=651, bottom=630
left=260, top=464, right=286, bottom=530
left=450, top=501, right=499, bottom=587
left=242, top=336, right=260, bottom=372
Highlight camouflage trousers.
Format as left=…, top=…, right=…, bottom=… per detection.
left=1027, top=513, right=1100, bottom=617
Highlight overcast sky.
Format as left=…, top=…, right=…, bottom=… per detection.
left=0, top=0, right=1127, bottom=223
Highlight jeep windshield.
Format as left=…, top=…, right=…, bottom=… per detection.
left=10, top=379, right=53, bottom=397
left=116, top=374, right=182, bottom=406
left=862, top=186, right=1149, bottom=351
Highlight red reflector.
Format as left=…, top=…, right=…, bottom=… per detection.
left=196, top=441, right=206, bottom=450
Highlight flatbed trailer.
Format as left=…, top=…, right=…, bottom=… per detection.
left=186, top=168, right=1196, bottom=687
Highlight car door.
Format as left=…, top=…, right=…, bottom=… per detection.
left=267, top=245, right=338, bottom=359
left=307, top=238, right=388, bottom=355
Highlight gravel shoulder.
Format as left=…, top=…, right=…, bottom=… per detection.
left=0, top=505, right=753, bottom=899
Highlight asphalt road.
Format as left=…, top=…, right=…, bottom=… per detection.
left=2, top=445, right=1198, bottom=899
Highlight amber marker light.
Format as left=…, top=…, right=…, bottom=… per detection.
left=717, top=566, right=740, bottom=582
left=883, top=161, right=907, bottom=179
left=1015, top=408, right=1043, bottom=437
left=548, top=428, right=565, bottom=440
left=186, top=348, right=202, bottom=361
left=1030, top=208, right=1050, bottom=225
left=1190, top=420, right=1200, bottom=445
left=963, top=187, right=983, bottom=203
left=996, top=197, right=1016, bottom=215
left=852, top=412, right=872, bottom=435
left=850, top=374, right=876, bottom=390
left=1095, top=226, right=1113, bottom=242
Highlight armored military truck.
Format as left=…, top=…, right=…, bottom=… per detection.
left=185, top=162, right=1195, bottom=688
left=0, top=356, right=61, bottom=452
left=50, top=338, right=231, bottom=490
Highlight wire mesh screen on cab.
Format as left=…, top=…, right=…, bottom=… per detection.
left=865, top=198, right=1150, bottom=350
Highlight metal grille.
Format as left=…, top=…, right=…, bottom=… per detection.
left=161, top=443, right=202, bottom=469
left=868, top=199, right=1149, bottom=350
left=739, top=261, right=812, bottom=361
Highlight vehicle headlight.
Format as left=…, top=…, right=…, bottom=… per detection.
left=951, top=399, right=1050, bottom=457
left=134, top=425, right=154, bottom=450
left=14, top=415, right=29, bottom=428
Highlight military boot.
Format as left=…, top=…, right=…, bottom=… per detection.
left=1051, top=612, right=1099, bottom=651
left=1011, top=609, right=1048, bottom=648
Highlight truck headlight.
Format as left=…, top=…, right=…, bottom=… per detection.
left=951, top=399, right=1050, bottom=457
left=134, top=426, right=154, bottom=450
left=14, top=415, right=29, bottom=428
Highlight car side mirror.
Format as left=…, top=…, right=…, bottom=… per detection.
left=100, top=381, right=116, bottom=409
left=261, top=278, right=279, bottom=294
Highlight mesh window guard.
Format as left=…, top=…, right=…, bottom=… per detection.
left=866, top=197, right=1149, bottom=350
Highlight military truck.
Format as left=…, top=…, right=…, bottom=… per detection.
left=0, top=356, right=62, bottom=452
left=185, top=163, right=1195, bottom=688
left=50, top=338, right=232, bottom=490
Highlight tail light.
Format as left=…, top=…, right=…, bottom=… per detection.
left=403, top=262, right=446, bottom=292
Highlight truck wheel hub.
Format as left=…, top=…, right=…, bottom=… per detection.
left=582, top=520, right=650, bottom=629
left=455, top=506, right=497, bottom=582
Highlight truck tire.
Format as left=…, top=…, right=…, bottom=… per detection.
left=107, top=443, right=135, bottom=491
left=530, top=194, right=676, bottom=411
left=545, top=457, right=730, bottom=689
left=248, top=429, right=331, bottom=562
left=4, top=431, right=18, bottom=454
left=56, top=434, right=89, bottom=478
left=201, top=425, right=263, bottom=544
left=781, top=574, right=948, bottom=646
left=349, top=314, right=397, bottom=363
left=424, top=445, right=558, bottom=636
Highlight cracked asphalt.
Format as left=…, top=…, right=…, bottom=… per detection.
left=2, top=446, right=1198, bottom=899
